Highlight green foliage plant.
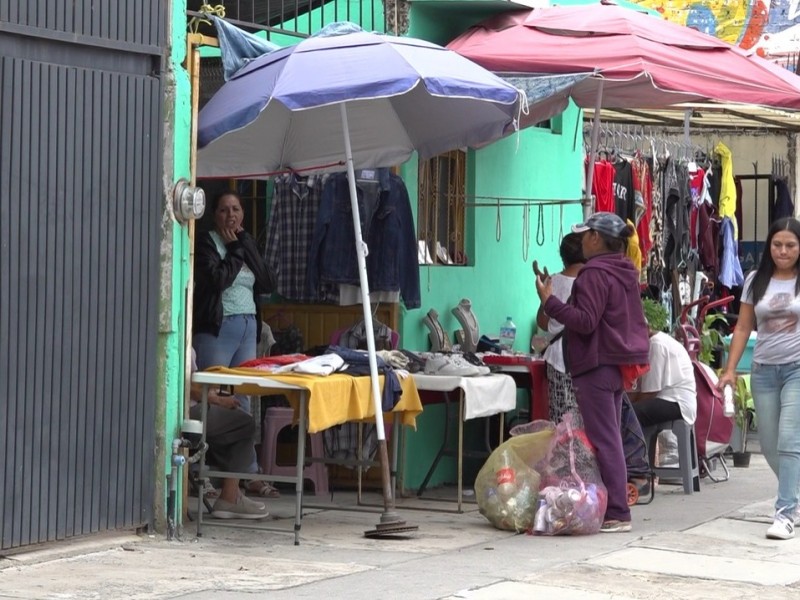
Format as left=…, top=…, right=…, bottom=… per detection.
left=734, top=376, right=752, bottom=430
left=641, top=298, right=668, bottom=332
left=698, top=312, right=728, bottom=366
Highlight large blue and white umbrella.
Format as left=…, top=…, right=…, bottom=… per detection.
left=196, top=25, right=524, bottom=528
left=197, top=28, right=524, bottom=177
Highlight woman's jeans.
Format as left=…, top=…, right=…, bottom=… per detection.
left=194, top=314, right=258, bottom=411
left=751, top=361, right=800, bottom=515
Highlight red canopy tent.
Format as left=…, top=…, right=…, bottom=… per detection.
left=448, top=3, right=800, bottom=214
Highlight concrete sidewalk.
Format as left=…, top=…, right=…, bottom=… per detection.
left=1, top=453, right=798, bottom=600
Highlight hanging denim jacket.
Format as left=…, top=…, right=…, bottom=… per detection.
left=306, top=168, right=421, bottom=308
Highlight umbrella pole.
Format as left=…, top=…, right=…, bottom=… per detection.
left=584, top=79, right=604, bottom=220
left=339, top=104, right=418, bottom=538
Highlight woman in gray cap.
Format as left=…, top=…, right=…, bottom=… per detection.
left=536, top=211, right=650, bottom=533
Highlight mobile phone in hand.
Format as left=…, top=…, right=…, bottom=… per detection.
left=532, top=260, right=550, bottom=280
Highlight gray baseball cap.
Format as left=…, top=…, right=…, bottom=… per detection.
left=572, top=212, right=628, bottom=238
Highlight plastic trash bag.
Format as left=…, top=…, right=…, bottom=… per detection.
left=475, top=431, right=553, bottom=532
left=531, top=413, right=607, bottom=535
left=532, top=483, right=605, bottom=536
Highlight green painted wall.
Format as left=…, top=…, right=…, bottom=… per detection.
left=396, top=5, right=585, bottom=490
left=155, top=0, right=193, bottom=532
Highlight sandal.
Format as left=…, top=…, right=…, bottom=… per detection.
left=244, top=479, right=281, bottom=498
left=203, top=481, right=220, bottom=499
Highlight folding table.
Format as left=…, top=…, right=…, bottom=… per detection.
left=191, top=368, right=422, bottom=544
left=410, top=372, right=517, bottom=512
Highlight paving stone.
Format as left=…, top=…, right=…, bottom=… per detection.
left=0, top=546, right=372, bottom=599
left=588, top=547, right=800, bottom=586
left=444, top=581, right=637, bottom=600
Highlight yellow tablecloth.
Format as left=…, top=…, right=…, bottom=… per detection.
left=205, top=366, right=423, bottom=434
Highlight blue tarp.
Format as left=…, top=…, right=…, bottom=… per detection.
left=210, top=15, right=280, bottom=80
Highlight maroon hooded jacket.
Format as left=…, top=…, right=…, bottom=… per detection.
left=543, top=252, right=650, bottom=377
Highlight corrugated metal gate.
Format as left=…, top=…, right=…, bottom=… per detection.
left=0, top=1, right=163, bottom=550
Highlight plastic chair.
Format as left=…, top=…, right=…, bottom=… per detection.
left=644, top=419, right=701, bottom=495
left=260, top=407, right=329, bottom=495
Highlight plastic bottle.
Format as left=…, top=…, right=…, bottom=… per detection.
left=723, top=384, right=735, bottom=417
left=499, top=316, right=516, bottom=350
left=533, top=498, right=548, bottom=533
left=495, top=450, right=517, bottom=500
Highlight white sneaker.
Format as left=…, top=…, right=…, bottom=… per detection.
left=424, top=356, right=480, bottom=377
left=450, top=354, right=490, bottom=376
left=766, top=508, right=795, bottom=540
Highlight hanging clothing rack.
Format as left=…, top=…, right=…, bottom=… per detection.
left=464, top=196, right=582, bottom=207
left=583, top=122, right=710, bottom=162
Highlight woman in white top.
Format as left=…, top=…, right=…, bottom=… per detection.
left=720, top=217, right=800, bottom=541
left=536, top=233, right=584, bottom=422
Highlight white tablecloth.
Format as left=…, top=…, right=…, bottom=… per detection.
left=411, top=373, right=517, bottom=420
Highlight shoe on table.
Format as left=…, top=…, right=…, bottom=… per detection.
left=212, top=495, right=270, bottom=520
left=424, top=355, right=485, bottom=377
left=766, top=508, right=795, bottom=540
left=600, top=519, right=632, bottom=533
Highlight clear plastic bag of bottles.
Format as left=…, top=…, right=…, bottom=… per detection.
left=474, top=431, right=552, bottom=532
left=532, top=413, right=607, bottom=535
left=532, top=483, right=605, bottom=536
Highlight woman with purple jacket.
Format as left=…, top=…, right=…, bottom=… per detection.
left=536, top=212, right=650, bottom=533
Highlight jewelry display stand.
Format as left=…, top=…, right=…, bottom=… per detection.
left=451, top=298, right=479, bottom=352
left=423, top=308, right=452, bottom=352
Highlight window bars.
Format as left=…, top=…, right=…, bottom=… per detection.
left=417, top=150, right=467, bottom=266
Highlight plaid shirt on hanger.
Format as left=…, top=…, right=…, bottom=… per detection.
left=265, top=173, right=338, bottom=303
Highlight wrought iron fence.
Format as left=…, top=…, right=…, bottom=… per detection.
left=186, top=0, right=386, bottom=39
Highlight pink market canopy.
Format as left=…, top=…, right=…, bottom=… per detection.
left=449, top=3, right=800, bottom=215
left=448, top=4, right=800, bottom=113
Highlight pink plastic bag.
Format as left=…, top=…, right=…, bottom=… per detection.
left=531, top=413, right=607, bottom=536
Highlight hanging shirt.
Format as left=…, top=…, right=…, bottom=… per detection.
left=707, top=161, right=722, bottom=207
left=587, top=158, right=615, bottom=213
left=663, top=160, right=691, bottom=273
left=308, top=169, right=421, bottom=308
left=774, top=179, right=795, bottom=220
left=631, top=156, right=653, bottom=271
left=613, top=158, right=635, bottom=223
left=697, top=201, right=720, bottom=278
left=719, top=217, right=744, bottom=289
left=265, top=173, right=337, bottom=302
left=688, top=166, right=705, bottom=250
left=626, top=219, right=642, bottom=274
left=714, top=142, right=738, bottom=237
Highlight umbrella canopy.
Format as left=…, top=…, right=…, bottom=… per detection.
left=448, top=5, right=800, bottom=112
left=197, top=30, right=524, bottom=178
